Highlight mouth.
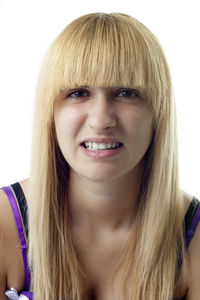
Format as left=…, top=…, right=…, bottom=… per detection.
left=80, top=141, right=123, bottom=151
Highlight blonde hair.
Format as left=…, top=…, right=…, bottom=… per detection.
left=28, top=12, right=185, bottom=299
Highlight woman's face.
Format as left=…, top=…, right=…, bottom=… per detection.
left=54, top=86, right=153, bottom=182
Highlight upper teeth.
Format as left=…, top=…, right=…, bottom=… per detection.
left=84, top=142, right=120, bottom=150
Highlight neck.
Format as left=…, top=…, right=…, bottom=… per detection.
left=68, top=162, right=143, bottom=233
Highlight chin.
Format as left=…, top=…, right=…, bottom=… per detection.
left=77, top=165, right=121, bottom=182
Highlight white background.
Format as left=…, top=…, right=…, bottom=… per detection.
left=0, top=0, right=199, bottom=198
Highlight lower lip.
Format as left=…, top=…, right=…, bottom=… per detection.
left=80, top=145, right=123, bottom=159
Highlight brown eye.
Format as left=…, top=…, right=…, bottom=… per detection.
left=67, top=90, right=89, bottom=98
left=116, top=90, right=139, bottom=98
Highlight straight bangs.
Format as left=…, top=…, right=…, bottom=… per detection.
left=39, top=13, right=171, bottom=122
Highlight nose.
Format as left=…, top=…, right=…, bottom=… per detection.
left=86, top=92, right=117, bottom=133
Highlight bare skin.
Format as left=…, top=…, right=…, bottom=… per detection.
left=0, top=179, right=198, bottom=300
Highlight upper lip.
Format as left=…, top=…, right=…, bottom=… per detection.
left=81, top=138, right=123, bottom=144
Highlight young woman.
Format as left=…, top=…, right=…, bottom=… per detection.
left=0, top=12, right=200, bottom=300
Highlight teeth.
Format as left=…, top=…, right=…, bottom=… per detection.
left=84, top=142, right=120, bottom=150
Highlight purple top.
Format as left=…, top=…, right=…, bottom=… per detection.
left=1, top=184, right=200, bottom=299
left=185, top=204, right=200, bottom=249
left=1, top=186, right=33, bottom=300
left=177, top=201, right=200, bottom=270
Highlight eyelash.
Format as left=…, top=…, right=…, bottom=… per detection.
left=68, top=90, right=89, bottom=98
left=66, top=89, right=140, bottom=99
left=116, top=90, right=139, bottom=98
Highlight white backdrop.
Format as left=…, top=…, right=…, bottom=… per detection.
left=0, top=0, right=199, bottom=198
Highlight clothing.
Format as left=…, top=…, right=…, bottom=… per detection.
left=1, top=183, right=200, bottom=300
left=2, top=183, right=32, bottom=300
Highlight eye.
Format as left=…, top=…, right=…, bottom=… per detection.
left=67, top=89, right=89, bottom=98
left=116, top=89, right=139, bottom=98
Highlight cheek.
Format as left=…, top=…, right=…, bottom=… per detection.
left=125, top=108, right=153, bottom=149
left=138, top=114, right=153, bottom=141
left=54, top=107, right=84, bottom=145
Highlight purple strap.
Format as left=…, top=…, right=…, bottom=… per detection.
left=1, top=186, right=31, bottom=290
left=178, top=204, right=200, bottom=270
left=185, top=205, right=200, bottom=249
left=20, top=291, right=33, bottom=299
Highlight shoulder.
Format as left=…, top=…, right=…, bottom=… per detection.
left=182, top=192, right=200, bottom=299
left=0, top=187, right=16, bottom=265
left=174, top=192, right=192, bottom=299
left=0, top=179, right=29, bottom=296
left=0, top=187, right=15, bottom=297
left=0, top=188, right=11, bottom=260
left=185, top=195, right=200, bottom=299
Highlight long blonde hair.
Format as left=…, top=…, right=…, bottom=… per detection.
left=28, top=12, right=185, bottom=299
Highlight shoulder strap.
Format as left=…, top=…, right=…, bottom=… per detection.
left=184, top=197, right=200, bottom=249
left=11, top=182, right=29, bottom=241
left=177, top=197, right=200, bottom=271
left=1, top=184, right=31, bottom=290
